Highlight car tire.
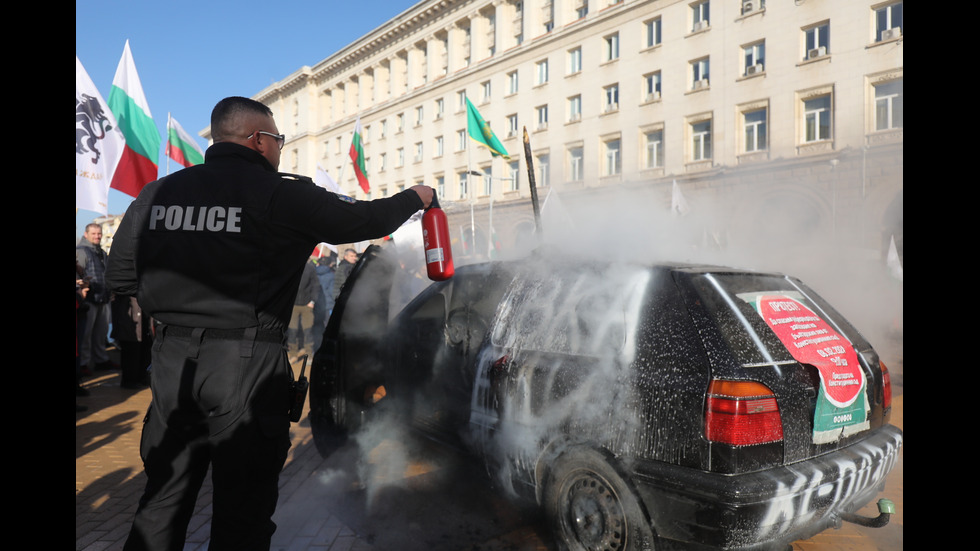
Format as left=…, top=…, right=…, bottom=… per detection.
left=543, top=447, right=655, bottom=551
left=310, top=354, right=353, bottom=456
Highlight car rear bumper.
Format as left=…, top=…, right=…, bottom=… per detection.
left=630, top=424, right=903, bottom=550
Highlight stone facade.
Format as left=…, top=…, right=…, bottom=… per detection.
left=203, top=0, right=903, bottom=268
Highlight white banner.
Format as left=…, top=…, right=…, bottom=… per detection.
left=76, top=56, right=124, bottom=214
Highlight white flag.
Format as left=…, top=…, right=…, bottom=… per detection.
left=671, top=180, right=690, bottom=216
left=886, top=235, right=903, bottom=282
left=76, top=56, right=125, bottom=214
left=314, top=165, right=342, bottom=194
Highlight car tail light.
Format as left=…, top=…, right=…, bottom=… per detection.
left=880, top=361, right=892, bottom=410
left=706, top=380, right=783, bottom=446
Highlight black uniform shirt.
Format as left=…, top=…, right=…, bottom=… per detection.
left=106, top=142, right=423, bottom=331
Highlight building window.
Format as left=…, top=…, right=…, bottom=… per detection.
left=803, top=95, right=832, bottom=142
left=536, top=59, right=549, bottom=85
left=575, top=0, right=588, bottom=20
left=507, top=114, right=519, bottom=138
left=743, top=41, right=765, bottom=76
left=481, top=80, right=492, bottom=103
left=380, top=119, right=387, bottom=138
left=457, top=129, right=468, bottom=151
left=644, top=129, right=663, bottom=169
left=458, top=171, right=468, bottom=199
left=536, top=153, right=550, bottom=187
left=604, top=33, right=619, bottom=62
left=457, top=90, right=467, bottom=112
left=692, top=57, right=710, bottom=89
left=604, top=138, right=621, bottom=176
left=507, top=70, right=519, bottom=95
left=741, top=0, right=764, bottom=15
left=508, top=160, right=520, bottom=192
left=435, top=98, right=444, bottom=120
left=568, top=95, right=582, bottom=122
left=397, top=113, right=405, bottom=132
left=692, top=120, right=711, bottom=161
left=536, top=105, right=549, bottom=130
left=743, top=108, right=768, bottom=152
left=874, top=79, right=903, bottom=131
left=692, top=1, right=710, bottom=32
left=875, top=2, right=903, bottom=42
left=414, top=142, right=423, bottom=163
left=805, top=22, right=830, bottom=60
left=568, top=146, right=584, bottom=181
left=603, top=84, right=619, bottom=112
left=543, top=1, right=555, bottom=33
left=396, top=147, right=404, bottom=167
left=379, top=152, right=387, bottom=172
left=436, top=175, right=446, bottom=198
left=568, top=47, right=582, bottom=75
left=645, top=17, right=662, bottom=48
left=482, top=166, right=493, bottom=196
left=435, top=135, right=444, bottom=157
left=415, top=106, right=424, bottom=126
left=644, top=71, right=662, bottom=101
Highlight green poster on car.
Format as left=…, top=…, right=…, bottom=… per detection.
left=751, top=295, right=870, bottom=444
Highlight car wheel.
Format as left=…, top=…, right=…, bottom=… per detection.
left=544, top=447, right=655, bottom=551
left=310, top=354, right=353, bottom=455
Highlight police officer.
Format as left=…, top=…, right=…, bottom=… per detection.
left=105, top=96, right=433, bottom=551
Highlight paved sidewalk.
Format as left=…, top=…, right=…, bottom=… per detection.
left=77, top=341, right=903, bottom=551
left=75, top=366, right=375, bottom=551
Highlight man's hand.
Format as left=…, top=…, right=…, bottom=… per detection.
left=409, top=185, right=434, bottom=209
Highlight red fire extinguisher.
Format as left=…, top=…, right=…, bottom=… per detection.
left=422, top=193, right=455, bottom=281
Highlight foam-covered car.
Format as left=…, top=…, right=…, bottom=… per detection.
left=310, top=245, right=902, bottom=550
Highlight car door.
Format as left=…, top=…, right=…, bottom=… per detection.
left=310, top=244, right=398, bottom=439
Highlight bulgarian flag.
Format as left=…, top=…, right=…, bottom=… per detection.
left=108, top=40, right=161, bottom=197
left=166, top=114, right=205, bottom=168
left=349, top=117, right=370, bottom=194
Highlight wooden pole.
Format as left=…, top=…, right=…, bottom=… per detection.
left=522, top=127, right=542, bottom=239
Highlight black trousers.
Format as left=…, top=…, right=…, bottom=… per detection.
left=124, top=327, right=291, bottom=551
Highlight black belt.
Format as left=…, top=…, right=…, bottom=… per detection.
left=162, top=325, right=283, bottom=344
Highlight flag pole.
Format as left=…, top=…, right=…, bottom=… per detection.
left=468, top=134, right=475, bottom=259
left=166, top=112, right=171, bottom=175
left=522, top=127, right=542, bottom=239
left=338, top=118, right=356, bottom=195
left=488, top=163, right=493, bottom=259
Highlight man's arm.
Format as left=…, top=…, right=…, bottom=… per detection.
left=272, top=182, right=432, bottom=246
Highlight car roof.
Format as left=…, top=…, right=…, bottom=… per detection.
left=463, top=247, right=786, bottom=280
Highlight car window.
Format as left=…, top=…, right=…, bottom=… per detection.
left=491, top=264, right=649, bottom=357
left=690, top=273, right=861, bottom=367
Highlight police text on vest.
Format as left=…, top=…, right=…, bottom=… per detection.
left=149, top=205, right=243, bottom=233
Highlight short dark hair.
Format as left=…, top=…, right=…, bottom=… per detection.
left=210, top=97, right=273, bottom=142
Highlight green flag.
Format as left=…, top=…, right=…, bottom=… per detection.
left=466, top=98, right=509, bottom=159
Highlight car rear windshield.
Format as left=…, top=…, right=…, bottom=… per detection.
left=690, top=273, right=863, bottom=367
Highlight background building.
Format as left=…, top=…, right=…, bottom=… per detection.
left=202, top=0, right=902, bottom=280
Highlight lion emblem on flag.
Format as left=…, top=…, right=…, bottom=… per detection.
left=76, top=93, right=113, bottom=164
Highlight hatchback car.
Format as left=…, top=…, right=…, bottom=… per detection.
left=310, top=244, right=902, bottom=551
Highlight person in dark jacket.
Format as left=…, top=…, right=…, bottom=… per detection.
left=105, top=96, right=432, bottom=551
left=311, top=255, right=335, bottom=353
left=331, top=248, right=358, bottom=300
left=76, top=223, right=116, bottom=372
left=287, top=259, right=320, bottom=362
